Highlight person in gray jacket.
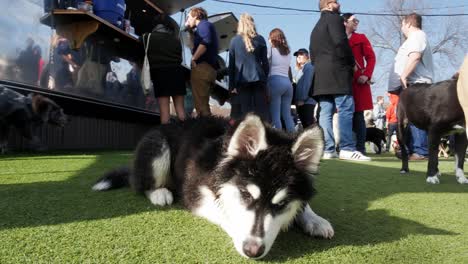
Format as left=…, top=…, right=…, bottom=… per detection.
left=228, top=13, right=269, bottom=121
left=373, top=96, right=386, bottom=130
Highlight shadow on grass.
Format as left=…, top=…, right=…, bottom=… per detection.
left=0, top=152, right=463, bottom=262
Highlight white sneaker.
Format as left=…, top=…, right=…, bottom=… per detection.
left=323, top=151, right=338, bottom=159
left=339, top=150, right=371, bottom=161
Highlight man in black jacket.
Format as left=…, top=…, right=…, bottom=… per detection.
left=309, top=0, right=370, bottom=161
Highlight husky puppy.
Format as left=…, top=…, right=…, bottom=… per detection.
left=93, top=114, right=334, bottom=259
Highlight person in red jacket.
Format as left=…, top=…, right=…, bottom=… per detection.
left=386, top=93, right=399, bottom=152
left=342, top=13, right=376, bottom=154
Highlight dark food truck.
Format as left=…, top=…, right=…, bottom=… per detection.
left=0, top=0, right=236, bottom=151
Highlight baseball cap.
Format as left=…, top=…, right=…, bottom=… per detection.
left=293, top=48, right=309, bottom=56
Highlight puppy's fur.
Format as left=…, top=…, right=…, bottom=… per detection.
left=366, top=127, right=386, bottom=154
left=0, top=85, right=68, bottom=153
left=397, top=79, right=468, bottom=184
left=93, top=114, right=334, bottom=259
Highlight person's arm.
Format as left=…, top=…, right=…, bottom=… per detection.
left=191, top=45, right=207, bottom=67
left=260, top=38, right=269, bottom=77
left=358, top=35, right=376, bottom=84
left=191, top=22, right=212, bottom=66
left=62, top=54, right=79, bottom=69
left=328, top=15, right=355, bottom=67
left=400, top=52, right=422, bottom=88
left=228, top=38, right=236, bottom=92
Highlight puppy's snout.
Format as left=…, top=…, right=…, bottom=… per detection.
left=242, top=240, right=265, bottom=258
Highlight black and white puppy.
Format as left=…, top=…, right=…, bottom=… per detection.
left=93, top=114, right=334, bottom=259
left=366, top=127, right=386, bottom=154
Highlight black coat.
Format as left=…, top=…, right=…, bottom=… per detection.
left=309, top=11, right=355, bottom=97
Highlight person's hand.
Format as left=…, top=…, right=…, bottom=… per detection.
left=231, top=88, right=238, bottom=94
left=191, top=59, right=197, bottom=68
left=357, top=75, right=369, bottom=84
left=296, top=100, right=304, bottom=106
left=400, top=76, right=408, bottom=89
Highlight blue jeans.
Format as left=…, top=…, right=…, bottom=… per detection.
left=267, top=75, right=295, bottom=132
left=318, top=95, right=356, bottom=153
left=408, top=124, right=428, bottom=156
left=353, top=111, right=366, bottom=153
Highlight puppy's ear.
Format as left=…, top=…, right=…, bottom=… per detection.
left=291, top=125, right=324, bottom=175
left=227, top=114, right=268, bottom=159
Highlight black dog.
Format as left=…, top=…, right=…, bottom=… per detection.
left=396, top=79, right=468, bottom=184
left=366, top=127, right=386, bottom=154
left=0, top=85, right=68, bottom=153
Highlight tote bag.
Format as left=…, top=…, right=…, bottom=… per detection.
left=141, top=33, right=153, bottom=94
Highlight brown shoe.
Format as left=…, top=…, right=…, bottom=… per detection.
left=409, top=153, right=428, bottom=161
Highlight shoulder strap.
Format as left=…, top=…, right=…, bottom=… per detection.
left=144, top=33, right=151, bottom=54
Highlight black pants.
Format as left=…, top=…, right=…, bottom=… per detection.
left=296, top=103, right=316, bottom=129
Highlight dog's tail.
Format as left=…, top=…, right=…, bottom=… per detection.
left=92, top=167, right=130, bottom=191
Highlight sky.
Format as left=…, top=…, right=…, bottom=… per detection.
left=176, top=0, right=468, bottom=100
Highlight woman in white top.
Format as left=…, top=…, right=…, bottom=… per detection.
left=267, top=28, right=295, bottom=132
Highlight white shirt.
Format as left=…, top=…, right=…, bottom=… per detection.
left=268, top=47, right=291, bottom=77
left=388, top=30, right=434, bottom=89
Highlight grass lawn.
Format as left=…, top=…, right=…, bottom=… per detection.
left=1, top=151, right=467, bottom=263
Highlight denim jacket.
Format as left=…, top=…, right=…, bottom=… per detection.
left=294, top=62, right=316, bottom=105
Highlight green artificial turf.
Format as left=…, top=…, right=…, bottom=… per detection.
left=1, top=151, right=467, bottom=263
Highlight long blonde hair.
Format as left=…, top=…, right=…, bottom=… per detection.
left=237, top=13, right=257, bottom=53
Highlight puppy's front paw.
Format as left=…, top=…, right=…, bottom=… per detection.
left=297, top=205, right=334, bottom=239
left=146, top=188, right=173, bottom=206
left=302, top=215, right=334, bottom=239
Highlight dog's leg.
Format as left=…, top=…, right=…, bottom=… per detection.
left=397, top=116, right=410, bottom=174
left=373, top=140, right=382, bottom=154
left=145, top=141, right=173, bottom=206
left=295, top=204, right=334, bottom=239
left=453, top=133, right=468, bottom=184
left=426, top=131, right=441, bottom=184
left=132, top=131, right=174, bottom=206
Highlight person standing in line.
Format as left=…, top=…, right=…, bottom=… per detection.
left=267, top=28, right=295, bottom=132
left=293, top=48, right=317, bottom=128
left=228, top=13, right=270, bottom=121
left=386, top=93, right=399, bottom=152
left=309, top=0, right=371, bottom=161
left=145, top=14, right=186, bottom=124
left=342, top=13, right=376, bottom=154
left=185, top=7, right=219, bottom=117
left=388, top=13, right=434, bottom=160
left=373, top=96, right=386, bottom=130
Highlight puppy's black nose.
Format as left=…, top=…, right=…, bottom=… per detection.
left=242, top=240, right=265, bottom=258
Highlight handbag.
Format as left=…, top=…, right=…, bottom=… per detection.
left=75, top=44, right=106, bottom=96
left=141, top=33, right=153, bottom=95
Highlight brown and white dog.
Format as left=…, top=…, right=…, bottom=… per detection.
left=0, top=85, right=68, bottom=153
left=396, top=77, right=468, bottom=184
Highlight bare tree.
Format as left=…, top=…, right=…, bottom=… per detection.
left=365, top=0, right=468, bottom=97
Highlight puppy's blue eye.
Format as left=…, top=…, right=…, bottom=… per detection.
left=272, top=200, right=287, bottom=210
